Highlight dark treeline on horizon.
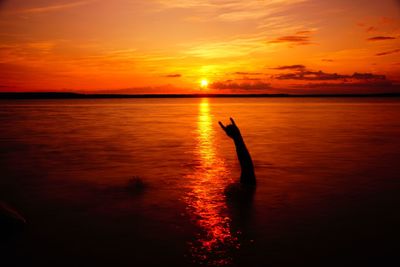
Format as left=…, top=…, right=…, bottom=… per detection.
left=0, top=92, right=400, bottom=99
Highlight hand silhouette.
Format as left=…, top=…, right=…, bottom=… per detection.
left=219, top=117, right=256, bottom=185
left=219, top=118, right=242, bottom=140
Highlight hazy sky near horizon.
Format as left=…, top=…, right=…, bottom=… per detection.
left=0, top=0, right=400, bottom=93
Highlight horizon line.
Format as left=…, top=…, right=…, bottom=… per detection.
left=1, top=92, right=400, bottom=99
left=0, top=91, right=400, bottom=99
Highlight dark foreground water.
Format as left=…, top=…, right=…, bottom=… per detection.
left=0, top=97, right=399, bottom=266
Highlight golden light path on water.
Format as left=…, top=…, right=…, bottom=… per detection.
left=185, top=99, right=239, bottom=266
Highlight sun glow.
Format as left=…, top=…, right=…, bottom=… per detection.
left=200, top=79, right=209, bottom=89
left=184, top=98, right=237, bottom=265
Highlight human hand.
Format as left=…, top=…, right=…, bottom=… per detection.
left=218, top=117, right=242, bottom=140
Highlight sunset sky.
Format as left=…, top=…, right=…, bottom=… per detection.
left=1, top=0, right=400, bottom=94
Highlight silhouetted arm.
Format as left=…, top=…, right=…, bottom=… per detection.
left=219, top=118, right=256, bottom=185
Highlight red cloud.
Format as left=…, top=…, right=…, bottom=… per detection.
left=273, top=65, right=386, bottom=81
left=271, top=65, right=306, bottom=70
left=164, top=74, right=181, bottom=78
left=210, top=81, right=271, bottom=90
left=233, top=72, right=262, bottom=75
left=268, top=30, right=313, bottom=46
left=367, top=36, right=396, bottom=41
left=376, top=49, right=400, bottom=56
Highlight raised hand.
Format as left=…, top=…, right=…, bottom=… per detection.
left=219, top=117, right=242, bottom=140
left=219, top=117, right=256, bottom=185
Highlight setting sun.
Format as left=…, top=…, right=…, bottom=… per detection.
left=0, top=1, right=399, bottom=94
left=200, top=79, right=209, bottom=89
left=1, top=1, right=400, bottom=266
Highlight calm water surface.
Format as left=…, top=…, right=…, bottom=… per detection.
left=1, top=98, right=399, bottom=266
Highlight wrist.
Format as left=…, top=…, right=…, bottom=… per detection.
left=233, top=135, right=244, bottom=144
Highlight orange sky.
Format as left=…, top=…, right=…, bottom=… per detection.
left=1, top=0, right=400, bottom=94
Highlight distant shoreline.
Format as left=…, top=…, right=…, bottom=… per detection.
left=1, top=92, right=400, bottom=99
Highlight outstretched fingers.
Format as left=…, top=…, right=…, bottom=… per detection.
left=218, top=121, right=226, bottom=131
left=230, top=117, right=236, bottom=125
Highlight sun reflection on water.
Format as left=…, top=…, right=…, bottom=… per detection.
left=185, top=99, right=239, bottom=266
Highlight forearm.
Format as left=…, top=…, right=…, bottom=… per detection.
left=233, top=136, right=256, bottom=184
